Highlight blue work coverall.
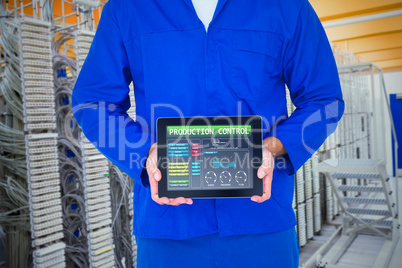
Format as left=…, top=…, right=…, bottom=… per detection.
left=72, top=0, right=344, bottom=266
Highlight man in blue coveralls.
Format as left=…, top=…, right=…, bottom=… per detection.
left=72, top=0, right=344, bottom=267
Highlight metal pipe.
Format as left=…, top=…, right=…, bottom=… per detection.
left=62, top=0, right=65, bottom=27
left=52, top=21, right=85, bottom=33
left=54, top=13, right=77, bottom=21
left=80, top=8, right=84, bottom=30
left=14, top=0, right=17, bottom=17
left=337, top=62, right=373, bottom=74
left=379, top=69, right=387, bottom=166
left=32, top=0, right=36, bottom=19
left=19, top=0, right=23, bottom=16
left=38, top=0, right=41, bottom=19
left=323, top=9, right=402, bottom=28
left=76, top=4, right=80, bottom=30
left=8, top=1, right=32, bottom=10
left=370, top=66, right=379, bottom=166
left=61, top=0, right=66, bottom=27
left=379, top=69, right=399, bottom=216
left=91, top=8, right=95, bottom=31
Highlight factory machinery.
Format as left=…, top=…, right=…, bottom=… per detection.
left=0, top=1, right=399, bottom=268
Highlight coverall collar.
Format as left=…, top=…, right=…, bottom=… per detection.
left=182, top=0, right=229, bottom=28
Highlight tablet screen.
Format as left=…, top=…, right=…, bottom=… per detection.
left=166, top=125, right=253, bottom=191
left=157, top=116, right=263, bottom=198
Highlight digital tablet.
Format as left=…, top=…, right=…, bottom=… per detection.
left=157, top=116, right=263, bottom=198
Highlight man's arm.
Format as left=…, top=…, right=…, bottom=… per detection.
left=267, top=0, right=344, bottom=175
left=253, top=1, right=344, bottom=203
left=72, top=1, right=152, bottom=187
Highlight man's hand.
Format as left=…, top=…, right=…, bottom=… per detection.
left=251, top=137, right=286, bottom=203
left=146, top=143, right=193, bottom=206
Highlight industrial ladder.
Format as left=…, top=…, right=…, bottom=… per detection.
left=311, top=63, right=400, bottom=268
left=314, top=159, right=400, bottom=267
left=315, top=159, right=398, bottom=240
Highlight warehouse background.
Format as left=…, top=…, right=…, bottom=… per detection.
left=0, top=0, right=401, bottom=267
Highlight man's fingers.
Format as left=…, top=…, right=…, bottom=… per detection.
left=151, top=192, right=167, bottom=205
left=257, top=168, right=266, bottom=179
left=251, top=192, right=270, bottom=203
left=257, top=160, right=270, bottom=178
left=257, top=150, right=273, bottom=179
left=146, top=144, right=158, bottom=175
left=147, top=143, right=164, bottom=204
left=251, top=193, right=269, bottom=203
left=147, top=143, right=193, bottom=206
left=149, top=167, right=192, bottom=206
left=253, top=147, right=274, bottom=202
left=151, top=194, right=165, bottom=205
left=153, top=169, right=162, bottom=181
left=149, top=170, right=192, bottom=206
left=252, top=165, right=274, bottom=203
left=169, top=197, right=193, bottom=206
left=158, top=197, right=170, bottom=204
left=251, top=195, right=261, bottom=202
left=263, top=170, right=273, bottom=197
left=169, top=197, right=186, bottom=206
left=146, top=155, right=158, bottom=175
left=149, top=171, right=164, bottom=205
left=149, top=172, right=157, bottom=195
left=149, top=165, right=168, bottom=205
left=262, top=155, right=272, bottom=168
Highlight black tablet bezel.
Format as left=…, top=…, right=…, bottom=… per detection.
left=157, top=116, right=263, bottom=199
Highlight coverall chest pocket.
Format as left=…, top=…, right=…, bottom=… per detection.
left=230, top=30, right=283, bottom=102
